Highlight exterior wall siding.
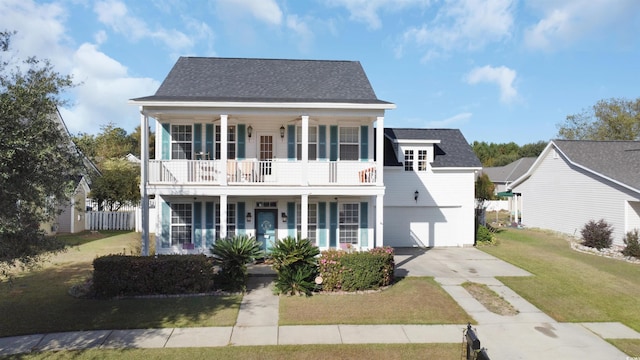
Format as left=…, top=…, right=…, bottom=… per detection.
left=513, top=147, right=640, bottom=246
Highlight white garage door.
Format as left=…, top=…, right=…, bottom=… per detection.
left=384, top=206, right=469, bottom=248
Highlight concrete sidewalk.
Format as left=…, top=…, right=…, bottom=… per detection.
left=1, top=249, right=639, bottom=359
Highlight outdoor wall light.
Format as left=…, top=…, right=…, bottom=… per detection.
left=247, top=125, right=253, bottom=139
left=281, top=212, right=288, bottom=223
left=280, top=125, right=285, bottom=139
left=414, top=190, right=419, bottom=202
left=246, top=212, right=252, bottom=222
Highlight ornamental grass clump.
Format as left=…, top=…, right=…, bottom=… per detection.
left=211, top=235, right=263, bottom=292
left=581, top=219, right=613, bottom=250
left=270, top=236, right=320, bottom=296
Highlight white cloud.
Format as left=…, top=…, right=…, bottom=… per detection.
left=286, top=15, right=314, bottom=52
left=524, top=0, right=640, bottom=51
left=215, top=0, right=283, bottom=25
left=94, top=0, right=194, bottom=53
left=398, top=0, right=514, bottom=58
left=426, top=112, right=472, bottom=128
left=327, top=0, right=431, bottom=29
left=466, top=65, right=518, bottom=103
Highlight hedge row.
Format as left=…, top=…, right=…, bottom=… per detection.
left=92, top=255, right=215, bottom=298
left=318, top=247, right=394, bottom=292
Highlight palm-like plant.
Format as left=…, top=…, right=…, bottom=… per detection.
left=211, top=235, right=263, bottom=291
left=270, top=236, right=320, bottom=296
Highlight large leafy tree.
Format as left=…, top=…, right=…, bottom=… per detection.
left=557, top=98, right=640, bottom=140
left=471, top=140, right=547, bottom=167
left=0, top=31, right=82, bottom=276
left=90, top=159, right=140, bottom=211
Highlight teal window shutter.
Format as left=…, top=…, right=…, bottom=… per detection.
left=318, top=125, right=327, bottom=160
left=161, top=201, right=170, bottom=248
left=329, top=126, right=338, bottom=161
left=360, top=125, right=368, bottom=161
left=205, top=124, right=214, bottom=159
left=161, top=123, right=170, bottom=160
left=194, top=202, right=202, bottom=248
left=237, top=124, right=246, bottom=160
left=205, top=202, right=214, bottom=248
left=329, top=202, right=337, bottom=247
left=318, top=202, right=327, bottom=247
left=360, top=202, right=368, bottom=248
left=194, top=124, right=202, bottom=156
left=237, top=202, right=246, bottom=233
left=287, top=202, right=296, bottom=237
left=287, top=125, right=295, bottom=160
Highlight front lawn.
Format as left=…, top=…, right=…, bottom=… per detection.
left=280, top=277, right=472, bottom=325
left=0, top=232, right=241, bottom=338
left=482, top=229, right=640, bottom=331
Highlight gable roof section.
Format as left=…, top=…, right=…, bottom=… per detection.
left=383, top=128, right=481, bottom=168
left=483, top=157, right=536, bottom=183
left=511, top=140, right=640, bottom=193
left=132, top=57, right=392, bottom=105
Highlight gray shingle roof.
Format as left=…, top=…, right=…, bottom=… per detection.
left=483, top=157, right=536, bottom=183
left=383, top=128, right=482, bottom=168
left=553, top=140, right=640, bottom=191
left=133, top=57, right=391, bottom=104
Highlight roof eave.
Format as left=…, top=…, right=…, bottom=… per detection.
left=129, top=99, right=396, bottom=110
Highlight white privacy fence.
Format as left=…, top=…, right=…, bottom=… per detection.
left=86, top=211, right=135, bottom=231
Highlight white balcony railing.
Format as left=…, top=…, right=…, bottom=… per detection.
left=148, top=160, right=377, bottom=186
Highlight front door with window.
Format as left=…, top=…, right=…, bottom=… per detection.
left=255, top=209, right=277, bottom=252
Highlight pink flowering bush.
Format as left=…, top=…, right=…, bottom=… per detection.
left=318, top=247, right=395, bottom=292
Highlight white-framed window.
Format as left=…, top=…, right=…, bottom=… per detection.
left=215, top=125, right=236, bottom=160
left=339, top=127, right=359, bottom=160
left=417, top=150, right=428, bottom=171
left=296, top=203, right=318, bottom=244
left=215, top=203, right=237, bottom=239
left=296, top=126, right=318, bottom=160
left=339, top=203, right=359, bottom=245
left=171, top=125, right=193, bottom=159
left=404, top=150, right=414, bottom=171
left=170, top=203, right=192, bottom=246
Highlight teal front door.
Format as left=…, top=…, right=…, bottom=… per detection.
left=256, top=209, right=277, bottom=252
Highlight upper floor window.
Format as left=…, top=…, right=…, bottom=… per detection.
left=296, top=126, right=318, bottom=160
left=339, top=127, right=359, bottom=160
left=215, top=125, right=236, bottom=160
left=171, top=125, right=192, bottom=159
left=417, top=150, right=428, bottom=171
left=404, top=150, right=414, bottom=171
left=296, top=203, right=318, bottom=245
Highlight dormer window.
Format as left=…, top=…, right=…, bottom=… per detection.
left=417, top=150, right=427, bottom=171
left=404, top=149, right=428, bottom=172
left=404, top=150, right=414, bottom=171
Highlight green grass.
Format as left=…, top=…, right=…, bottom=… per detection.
left=280, top=277, right=473, bottom=325
left=0, top=344, right=461, bottom=360
left=481, top=228, right=640, bottom=331
left=0, top=231, right=241, bottom=337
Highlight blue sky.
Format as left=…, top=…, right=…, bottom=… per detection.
left=1, top=0, right=639, bottom=145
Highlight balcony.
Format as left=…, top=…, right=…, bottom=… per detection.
left=148, top=160, right=377, bottom=186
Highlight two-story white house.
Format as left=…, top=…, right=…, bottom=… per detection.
left=131, top=57, right=481, bottom=254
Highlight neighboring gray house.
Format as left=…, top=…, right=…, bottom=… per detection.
left=508, top=140, right=640, bottom=246
left=483, top=157, right=536, bottom=195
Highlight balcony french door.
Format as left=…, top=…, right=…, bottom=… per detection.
left=259, top=134, right=274, bottom=180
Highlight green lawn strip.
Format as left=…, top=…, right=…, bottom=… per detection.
left=0, top=232, right=239, bottom=338
left=280, top=277, right=473, bottom=325
left=608, top=339, right=640, bottom=357
left=482, top=229, right=640, bottom=331
left=4, top=344, right=461, bottom=360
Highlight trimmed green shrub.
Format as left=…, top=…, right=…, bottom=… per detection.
left=581, top=219, right=613, bottom=250
left=318, top=247, right=394, bottom=292
left=476, top=225, right=495, bottom=246
left=622, top=229, right=640, bottom=258
left=92, top=254, right=214, bottom=298
left=270, top=236, right=320, bottom=296
left=211, top=235, right=263, bottom=292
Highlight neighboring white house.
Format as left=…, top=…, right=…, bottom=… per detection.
left=130, top=57, right=480, bottom=254
left=508, top=140, right=640, bottom=246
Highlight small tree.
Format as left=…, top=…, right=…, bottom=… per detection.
left=90, top=159, right=140, bottom=211
left=475, top=172, right=495, bottom=226
left=622, top=229, right=640, bottom=258
left=581, top=219, right=613, bottom=250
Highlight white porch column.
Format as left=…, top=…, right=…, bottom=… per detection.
left=301, top=115, right=309, bottom=185
left=220, top=115, right=228, bottom=185
left=301, top=194, right=308, bottom=240
left=376, top=194, right=384, bottom=247
left=375, top=116, right=384, bottom=186
left=140, top=109, right=150, bottom=256
left=220, top=194, right=228, bottom=239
